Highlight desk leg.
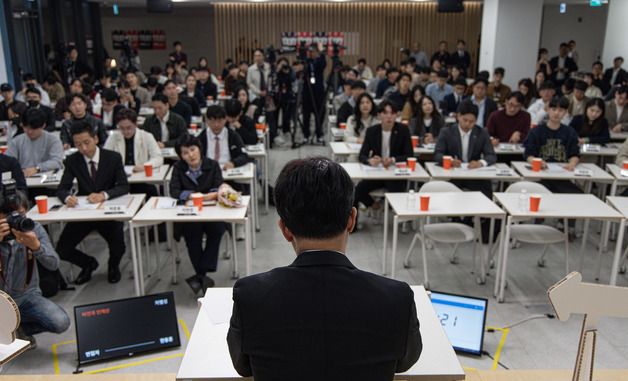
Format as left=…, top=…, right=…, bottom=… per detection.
left=498, top=216, right=513, bottom=303
left=264, top=156, right=269, bottom=214
left=420, top=218, right=429, bottom=288
left=494, top=217, right=507, bottom=298
left=391, top=215, right=399, bottom=279
left=382, top=197, right=389, bottom=275
left=245, top=217, right=252, bottom=276
left=477, top=216, right=487, bottom=285
left=231, top=222, right=239, bottom=279
left=579, top=218, right=590, bottom=273
left=610, top=219, right=626, bottom=286
left=168, top=222, right=177, bottom=285
left=250, top=177, right=257, bottom=249
left=129, top=222, right=141, bottom=296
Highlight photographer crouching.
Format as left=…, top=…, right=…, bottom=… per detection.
left=0, top=180, right=70, bottom=348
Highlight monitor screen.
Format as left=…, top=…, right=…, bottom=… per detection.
left=74, top=292, right=180, bottom=365
left=430, top=291, right=488, bottom=356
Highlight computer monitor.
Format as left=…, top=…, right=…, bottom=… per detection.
left=430, top=291, right=488, bottom=356
left=74, top=292, right=180, bottom=365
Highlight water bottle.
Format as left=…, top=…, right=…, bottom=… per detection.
left=518, top=189, right=528, bottom=211
left=407, top=190, right=416, bottom=210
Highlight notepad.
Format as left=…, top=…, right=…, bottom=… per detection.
left=72, top=197, right=100, bottom=210
left=200, top=294, right=233, bottom=325
left=155, top=197, right=178, bottom=209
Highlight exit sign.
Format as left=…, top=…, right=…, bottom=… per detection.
left=590, top=0, right=602, bottom=6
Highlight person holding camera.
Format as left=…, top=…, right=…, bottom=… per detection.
left=0, top=189, right=70, bottom=347
left=275, top=57, right=296, bottom=141
left=302, top=42, right=327, bottom=144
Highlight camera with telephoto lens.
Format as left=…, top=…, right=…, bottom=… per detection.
left=0, top=179, right=35, bottom=241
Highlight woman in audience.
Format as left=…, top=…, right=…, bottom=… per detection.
left=224, top=64, right=246, bottom=96
left=60, top=93, right=107, bottom=149
left=197, top=57, right=209, bottom=70
left=401, top=85, right=425, bottom=121
left=345, top=93, right=378, bottom=144
left=534, top=71, right=547, bottom=93
left=536, top=48, right=552, bottom=77
left=410, top=95, right=444, bottom=144
left=568, top=97, right=610, bottom=145
left=382, top=59, right=392, bottom=70
left=234, top=86, right=260, bottom=121
left=165, top=63, right=184, bottom=85
left=583, top=72, right=603, bottom=99
left=182, top=74, right=207, bottom=108
left=448, top=65, right=464, bottom=85
left=518, top=78, right=537, bottom=108
left=169, top=135, right=226, bottom=294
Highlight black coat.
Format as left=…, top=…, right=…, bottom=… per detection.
left=411, top=114, right=445, bottom=140
left=141, top=112, right=188, bottom=148
left=450, top=50, right=472, bottom=74
left=57, top=148, right=129, bottom=202
left=434, top=124, right=496, bottom=166
left=230, top=115, right=257, bottom=146
left=358, top=123, right=413, bottom=164
left=336, top=100, right=354, bottom=125
left=60, top=114, right=108, bottom=147
left=0, top=154, right=27, bottom=194
left=463, top=96, right=498, bottom=128
left=227, top=250, right=422, bottom=381
left=442, top=93, right=463, bottom=116
left=169, top=157, right=223, bottom=200
left=170, top=100, right=193, bottom=125
left=198, top=128, right=251, bottom=168
left=603, top=67, right=628, bottom=88
left=549, top=56, right=578, bottom=83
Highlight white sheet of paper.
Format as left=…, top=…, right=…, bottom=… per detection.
left=345, top=143, right=362, bottom=151
left=104, top=195, right=134, bottom=207
left=156, top=197, right=178, bottom=209
left=546, top=163, right=567, bottom=173
left=72, top=197, right=100, bottom=210
left=200, top=294, right=233, bottom=325
left=361, top=164, right=385, bottom=172
left=124, top=166, right=134, bottom=176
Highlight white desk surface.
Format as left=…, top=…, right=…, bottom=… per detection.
left=610, top=131, right=628, bottom=141
left=25, top=170, right=64, bottom=189
left=511, top=161, right=613, bottom=182
left=330, top=127, right=345, bottom=140
left=606, top=163, right=628, bottom=183
left=165, top=163, right=255, bottom=182
left=606, top=196, right=628, bottom=218
left=386, top=192, right=505, bottom=218
left=176, top=286, right=464, bottom=381
left=425, top=162, right=520, bottom=181
left=161, top=148, right=178, bottom=160
left=0, top=339, right=30, bottom=365
left=244, top=144, right=266, bottom=159
left=493, top=193, right=623, bottom=221
left=340, top=162, right=430, bottom=181
left=127, top=165, right=171, bottom=185
left=132, top=196, right=250, bottom=225
left=26, top=194, right=145, bottom=223
left=330, top=142, right=434, bottom=157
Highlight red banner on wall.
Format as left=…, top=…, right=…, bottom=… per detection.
left=281, top=32, right=345, bottom=55
left=112, top=30, right=167, bottom=50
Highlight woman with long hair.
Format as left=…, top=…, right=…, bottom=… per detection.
left=344, top=93, right=378, bottom=144
left=518, top=78, right=537, bottom=108
left=234, top=86, right=259, bottom=122
left=411, top=95, right=444, bottom=144
left=569, top=97, right=609, bottom=145
left=401, top=85, right=425, bottom=122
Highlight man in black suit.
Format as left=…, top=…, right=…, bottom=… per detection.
left=225, top=99, right=257, bottom=145
left=0, top=154, right=27, bottom=194
left=337, top=80, right=366, bottom=126
left=141, top=93, right=188, bottom=148
left=353, top=100, right=413, bottom=219
left=466, top=78, right=497, bottom=128
left=199, top=105, right=250, bottom=170
left=227, top=157, right=422, bottom=380
left=550, top=43, right=578, bottom=88
left=100, top=88, right=126, bottom=130
left=23, top=88, right=55, bottom=132
left=164, top=80, right=193, bottom=124
left=56, top=121, right=130, bottom=285
left=442, top=78, right=467, bottom=116
left=603, top=56, right=628, bottom=90
left=450, top=39, right=472, bottom=76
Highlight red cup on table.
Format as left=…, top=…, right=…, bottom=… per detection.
left=339, top=123, right=347, bottom=130
left=144, top=162, right=153, bottom=177
left=532, top=158, right=543, bottom=172
left=529, top=194, right=541, bottom=212
left=220, top=90, right=226, bottom=97
left=623, top=160, right=628, bottom=170
left=411, top=136, right=419, bottom=149
left=0, top=146, right=7, bottom=154
left=407, top=157, right=417, bottom=171
left=191, top=193, right=203, bottom=211
left=255, top=123, right=265, bottom=131
left=35, top=196, right=48, bottom=214
left=443, top=155, right=452, bottom=170
left=190, top=123, right=198, bottom=132
left=420, top=194, right=430, bottom=211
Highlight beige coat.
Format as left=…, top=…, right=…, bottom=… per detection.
left=104, top=128, right=164, bottom=168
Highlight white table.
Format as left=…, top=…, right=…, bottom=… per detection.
left=511, top=161, right=614, bottom=194
left=176, top=286, right=464, bottom=381
left=610, top=131, right=628, bottom=142
left=244, top=144, right=269, bottom=214
left=340, top=162, right=430, bottom=182
left=606, top=164, right=628, bottom=196
left=492, top=193, right=624, bottom=302
left=604, top=196, right=628, bottom=286
left=26, top=193, right=145, bottom=223
left=161, top=147, right=178, bottom=160
left=25, top=170, right=64, bottom=189
left=129, top=196, right=251, bottom=296
left=425, top=162, right=520, bottom=182
left=383, top=192, right=505, bottom=282
left=330, top=142, right=434, bottom=162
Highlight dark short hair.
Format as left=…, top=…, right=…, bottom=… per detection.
left=457, top=39, right=466, bottom=45
left=358, top=58, right=366, bottom=64
left=614, top=56, right=624, bottom=63
left=476, top=70, right=490, bottom=81
left=376, top=65, right=385, bottom=71
left=457, top=101, right=478, bottom=117
left=548, top=96, right=569, bottom=109
left=173, top=41, right=182, bottom=47
left=574, top=80, right=588, bottom=91
left=22, top=73, right=36, bottom=82
left=175, top=135, right=203, bottom=158
left=163, top=79, right=177, bottom=88
left=494, top=67, right=505, bottom=76
left=507, top=91, right=525, bottom=104
left=453, top=78, right=467, bottom=87
left=102, top=88, right=118, bottom=102
left=70, top=120, right=95, bottom=137
left=377, top=99, right=398, bottom=114
left=592, top=61, right=603, bottom=68
left=351, top=81, right=366, bottom=90
left=224, top=99, right=242, bottom=117
left=540, top=80, right=556, bottom=91
left=151, top=93, right=169, bottom=104
left=115, top=108, right=138, bottom=125
left=617, top=86, right=628, bottom=95
left=472, top=78, right=488, bottom=87
left=385, top=67, right=399, bottom=76
left=206, top=104, right=226, bottom=119
left=397, top=73, right=411, bottom=83
left=274, top=157, right=354, bottom=239
left=437, top=70, right=449, bottom=79
left=25, top=87, right=41, bottom=97
left=24, top=108, right=47, bottom=129
left=68, top=93, right=89, bottom=105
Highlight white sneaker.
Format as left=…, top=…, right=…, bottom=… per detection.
left=236, top=225, right=246, bottom=241
left=274, top=134, right=286, bottom=146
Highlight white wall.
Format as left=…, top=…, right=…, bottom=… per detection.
left=602, top=0, right=628, bottom=68
left=479, top=0, right=543, bottom=89
left=540, top=3, right=608, bottom=71
left=0, top=33, right=7, bottom=85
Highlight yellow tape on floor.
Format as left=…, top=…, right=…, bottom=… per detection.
left=486, top=326, right=510, bottom=371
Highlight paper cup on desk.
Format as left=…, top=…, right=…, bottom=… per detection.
left=190, top=123, right=198, bottom=132
left=623, top=160, right=628, bottom=170
left=255, top=123, right=265, bottom=131
left=144, top=162, right=153, bottom=177
left=35, top=196, right=48, bottom=214
left=220, top=90, right=226, bottom=97
left=191, top=193, right=203, bottom=211
left=339, top=123, right=347, bottom=130
left=407, top=157, right=417, bottom=171
left=395, top=162, right=407, bottom=169
left=443, top=155, right=452, bottom=170
left=0, top=146, right=6, bottom=154
left=532, top=158, right=542, bottom=172
left=529, top=194, right=541, bottom=212
left=420, top=194, right=430, bottom=211
left=411, top=136, right=419, bottom=149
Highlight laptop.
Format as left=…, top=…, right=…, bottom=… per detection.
left=429, top=291, right=488, bottom=356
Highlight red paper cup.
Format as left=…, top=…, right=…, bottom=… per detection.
left=144, top=163, right=153, bottom=177
left=623, top=160, right=628, bottom=170
left=339, top=123, right=347, bottom=130
left=411, top=136, right=419, bottom=149
left=0, top=146, right=7, bottom=154
left=407, top=157, right=417, bottom=171
left=190, top=123, right=198, bottom=131
left=220, top=90, right=226, bottom=97
left=529, top=194, right=541, bottom=212
left=35, top=196, right=48, bottom=214
left=192, top=193, right=203, bottom=211
left=443, top=155, right=452, bottom=170
left=255, top=123, right=265, bottom=131
left=532, top=158, right=542, bottom=172
left=420, top=194, right=430, bottom=211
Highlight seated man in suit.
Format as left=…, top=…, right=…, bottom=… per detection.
left=225, top=99, right=257, bottom=146
left=442, top=78, right=467, bottom=116
left=141, top=93, right=188, bottom=148
left=100, top=88, right=125, bottom=130
left=337, top=80, right=366, bottom=126
left=163, top=80, right=193, bottom=125
left=466, top=78, right=497, bottom=128
left=434, top=101, right=496, bottom=197
left=354, top=100, right=413, bottom=224
left=607, top=86, right=628, bottom=133
left=56, top=121, right=130, bottom=285
left=227, top=157, right=422, bottom=380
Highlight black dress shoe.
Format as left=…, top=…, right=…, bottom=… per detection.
left=108, top=264, right=121, bottom=284
left=185, top=275, right=203, bottom=295
left=75, top=259, right=99, bottom=285
left=201, top=276, right=215, bottom=293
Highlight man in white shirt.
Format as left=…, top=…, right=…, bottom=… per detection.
left=353, top=58, right=373, bottom=81
left=246, top=49, right=271, bottom=102
left=528, top=81, right=559, bottom=126
left=15, top=73, right=51, bottom=107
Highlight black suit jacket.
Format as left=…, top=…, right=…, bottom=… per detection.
left=442, top=93, right=462, bottom=115
left=336, top=100, right=354, bottom=125
left=230, top=115, right=257, bottom=146
left=56, top=148, right=129, bottom=202
left=603, top=68, right=628, bottom=87
left=434, top=124, right=496, bottom=166
left=141, top=112, right=188, bottom=148
left=37, top=105, right=56, bottom=132
left=227, top=250, right=422, bottom=381
left=463, top=96, right=498, bottom=128
left=198, top=128, right=251, bottom=167
left=169, top=157, right=223, bottom=200
left=0, top=154, right=27, bottom=194
left=450, top=50, right=471, bottom=74
left=358, top=123, right=413, bottom=164
left=171, top=100, right=193, bottom=125
left=549, top=56, right=578, bottom=83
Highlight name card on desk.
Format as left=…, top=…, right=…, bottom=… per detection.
left=582, top=144, right=601, bottom=153
left=41, top=174, right=59, bottom=183
left=394, top=168, right=411, bottom=176
left=422, top=143, right=436, bottom=150
left=177, top=206, right=198, bottom=216
left=498, top=144, right=517, bottom=151
left=225, top=168, right=244, bottom=177
left=245, top=145, right=263, bottom=152
left=496, top=168, right=513, bottom=176
left=575, top=168, right=593, bottom=177
left=104, top=205, right=127, bottom=214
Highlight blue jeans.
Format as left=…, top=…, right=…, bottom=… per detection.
left=14, top=292, right=70, bottom=336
